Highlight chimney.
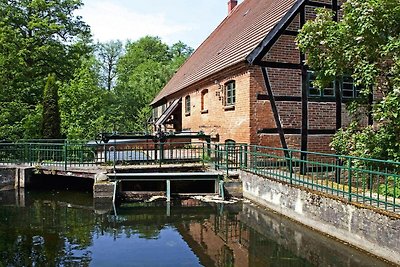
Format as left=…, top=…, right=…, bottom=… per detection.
left=228, top=0, right=238, bottom=14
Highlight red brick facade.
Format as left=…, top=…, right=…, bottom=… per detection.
left=152, top=0, right=363, bottom=153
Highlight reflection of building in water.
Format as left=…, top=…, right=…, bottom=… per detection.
left=177, top=206, right=316, bottom=267
left=178, top=212, right=250, bottom=267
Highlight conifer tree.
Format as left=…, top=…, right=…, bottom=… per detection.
left=42, top=74, right=61, bottom=139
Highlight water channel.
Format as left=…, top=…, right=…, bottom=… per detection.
left=0, top=188, right=391, bottom=266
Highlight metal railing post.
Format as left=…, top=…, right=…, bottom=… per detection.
left=289, top=150, right=293, bottom=184
left=28, top=143, right=32, bottom=166
left=225, top=144, right=229, bottom=177
left=347, top=159, right=352, bottom=202
left=215, top=144, right=219, bottom=170
left=64, top=143, right=68, bottom=171
left=239, top=145, right=243, bottom=169
left=159, top=142, right=164, bottom=167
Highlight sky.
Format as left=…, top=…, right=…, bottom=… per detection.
left=78, top=0, right=243, bottom=49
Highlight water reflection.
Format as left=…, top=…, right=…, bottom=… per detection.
left=0, top=190, right=391, bottom=267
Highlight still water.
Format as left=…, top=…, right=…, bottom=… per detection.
left=0, top=190, right=391, bottom=267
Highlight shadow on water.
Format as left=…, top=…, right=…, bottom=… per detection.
left=0, top=189, right=393, bottom=267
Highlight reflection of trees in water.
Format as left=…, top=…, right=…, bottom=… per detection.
left=0, top=197, right=216, bottom=266
left=0, top=198, right=97, bottom=266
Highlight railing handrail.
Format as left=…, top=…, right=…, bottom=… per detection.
left=0, top=140, right=398, bottom=213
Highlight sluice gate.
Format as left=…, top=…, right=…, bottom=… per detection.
left=107, top=172, right=224, bottom=202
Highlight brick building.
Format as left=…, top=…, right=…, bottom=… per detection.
left=151, top=0, right=362, bottom=153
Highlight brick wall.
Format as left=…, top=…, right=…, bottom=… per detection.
left=247, top=1, right=365, bottom=153
left=171, top=66, right=252, bottom=144
left=154, top=0, right=367, bottom=155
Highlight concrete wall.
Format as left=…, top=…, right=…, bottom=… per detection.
left=240, top=203, right=390, bottom=267
left=0, top=167, right=16, bottom=189
left=0, top=166, right=34, bottom=190
left=240, top=170, right=400, bottom=265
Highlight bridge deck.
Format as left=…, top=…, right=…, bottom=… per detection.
left=107, top=172, right=222, bottom=181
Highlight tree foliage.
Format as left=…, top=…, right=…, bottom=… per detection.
left=59, top=57, right=110, bottom=140
left=297, top=0, right=400, bottom=160
left=0, top=1, right=192, bottom=140
left=58, top=37, right=192, bottom=139
left=112, top=36, right=192, bottom=133
left=96, top=40, right=123, bottom=90
left=42, top=74, right=61, bottom=139
left=0, top=0, right=91, bottom=140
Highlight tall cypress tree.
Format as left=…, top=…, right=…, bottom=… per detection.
left=42, top=74, right=61, bottom=139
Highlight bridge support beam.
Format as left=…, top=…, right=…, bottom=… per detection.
left=14, top=167, right=34, bottom=189
left=166, top=179, right=171, bottom=202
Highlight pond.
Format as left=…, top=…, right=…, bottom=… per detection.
left=0, top=189, right=391, bottom=267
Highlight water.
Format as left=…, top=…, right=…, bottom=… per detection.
left=0, top=190, right=391, bottom=267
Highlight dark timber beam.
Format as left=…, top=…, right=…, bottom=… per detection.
left=258, top=61, right=302, bottom=69
left=261, top=67, right=289, bottom=153
left=283, top=30, right=299, bottom=36
left=247, top=0, right=306, bottom=64
left=257, top=94, right=358, bottom=103
left=331, top=0, right=342, bottom=184
left=258, top=128, right=336, bottom=135
left=306, top=0, right=333, bottom=8
left=257, top=94, right=302, bottom=101
left=368, top=91, right=374, bottom=125
left=333, top=0, right=341, bottom=131
left=300, top=5, right=308, bottom=174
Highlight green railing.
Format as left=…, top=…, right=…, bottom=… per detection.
left=212, top=144, right=399, bottom=214
left=0, top=140, right=399, bottom=213
left=0, top=141, right=208, bottom=169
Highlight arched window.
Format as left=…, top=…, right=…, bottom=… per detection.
left=185, top=95, right=191, bottom=115
left=201, top=89, right=208, bottom=113
left=224, top=80, right=236, bottom=106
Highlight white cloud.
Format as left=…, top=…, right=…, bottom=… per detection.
left=77, top=1, right=191, bottom=43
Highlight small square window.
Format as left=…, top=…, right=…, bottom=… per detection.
left=342, top=76, right=361, bottom=99
left=307, top=71, right=335, bottom=98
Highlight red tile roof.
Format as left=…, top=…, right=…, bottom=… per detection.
left=151, top=0, right=300, bottom=105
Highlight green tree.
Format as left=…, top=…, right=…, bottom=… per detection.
left=96, top=40, right=123, bottom=90
left=113, top=36, right=192, bottom=132
left=59, top=57, right=110, bottom=139
left=0, top=0, right=91, bottom=140
left=296, top=0, right=400, bottom=160
left=42, top=74, right=61, bottom=139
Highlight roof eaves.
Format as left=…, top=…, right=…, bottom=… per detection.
left=246, top=0, right=306, bottom=65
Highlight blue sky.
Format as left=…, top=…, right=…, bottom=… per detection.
left=78, top=0, right=243, bottom=49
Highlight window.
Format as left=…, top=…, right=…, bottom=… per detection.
left=342, top=76, right=361, bottom=99
left=224, top=81, right=236, bottom=106
left=307, top=71, right=335, bottom=98
left=201, top=89, right=208, bottom=113
left=152, top=107, right=159, bottom=120
left=185, top=95, right=190, bottom=115
left=307, top=71, right=362, bottom=99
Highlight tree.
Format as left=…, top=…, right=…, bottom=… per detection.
left=0, top=0, right=91, bottom=140
left=59, top=57, right=110, bottom=140
left=169, top=41, right=193, bottom=69
left=96, top=40, right=123, bottom=90
left=42, top=74, right=61, bottom=139
left=113, top=37, right=192, bottom=132
left=296, top=0, right=400, bottom=160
